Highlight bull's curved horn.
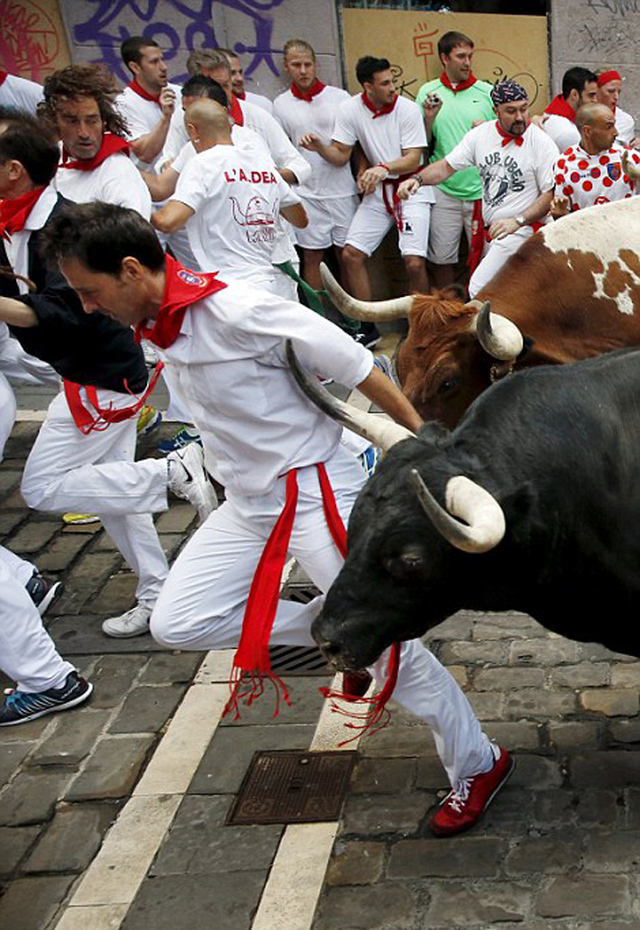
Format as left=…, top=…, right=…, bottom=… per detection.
left=286, top=340, right=414, bottom=452
left=409, top=469, right=506, bottom=553
left=623, top=149, right=640, bottom=181
left=467, top=300, right=524, bottom=361
left=320, top=262, right=414, bottom=321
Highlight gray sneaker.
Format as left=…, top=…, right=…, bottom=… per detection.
left=167, top=442, right=217, bottom=523
left=102, top=603, right=152, bottom=638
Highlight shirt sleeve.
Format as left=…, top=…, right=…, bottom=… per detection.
left=331, top=99, right=358, bottom=147
left=172, top=142, right=195, bottom=174
left=275, top=173, right=303, bottom=208
left=534, top=131, right=558, bottom=192
left=173, top=156, right=209, bottom=211
left=99, top=157, right=153, bottom=219
left=445, top=125, right=480, bottom=171
left=399, top=100, right=427, bottom=149
left=247, top=107, right=312, bottom=184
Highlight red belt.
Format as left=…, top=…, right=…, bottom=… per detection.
left=381, top=173, right=413, bottom=232
left=63, top=362, right=164, bottom=434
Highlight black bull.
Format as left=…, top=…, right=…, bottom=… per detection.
left=290, top=345, right=640, bottom=671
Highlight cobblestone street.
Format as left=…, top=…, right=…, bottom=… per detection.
left=2, top=408, right=640, bottom=930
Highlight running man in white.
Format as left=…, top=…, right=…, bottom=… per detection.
left=42, top=200, right=514, bottom=839
left=273, top=39, right=359, bottom=291
left=400, top=80, right=556, bottom=297
left=153, top=100, right=308, bottom=299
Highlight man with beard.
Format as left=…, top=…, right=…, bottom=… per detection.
left=399, top=80, right=556, bottom=297
left=219, top=47, right=273, bottom=114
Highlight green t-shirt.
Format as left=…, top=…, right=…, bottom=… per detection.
left=415, top=78, right=494, bottom=200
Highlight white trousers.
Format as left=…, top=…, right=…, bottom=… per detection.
left=469, top=226, right=533, bottom=298
left=151, top=446, right=492, bottom=786
left=0, top=560, right=73, bottom=692
left=21, top=390, right=169, bottom=607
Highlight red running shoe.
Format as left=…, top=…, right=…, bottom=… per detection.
left=429, top=745, right=514, bottom=838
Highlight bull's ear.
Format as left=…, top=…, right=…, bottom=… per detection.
left=382, top=545, right=429, bottom=581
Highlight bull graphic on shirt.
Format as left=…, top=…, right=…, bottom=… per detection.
left=479, top=153, right=525, bottom=208
left=230, top=195, right=276, bottom=227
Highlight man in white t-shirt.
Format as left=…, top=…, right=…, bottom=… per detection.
left=152, top=100, right=307, bottom=298
left=551, top=103, right=640, bottom=217
left=301, top=55, right=432, bottom=310
left=116, top=36, right=179, bottom=171
left=541, top=67, right=598, bottom=153
left=0, top=71, right=43, bottom=114
left=400, top=80, right=556, bottom=297
left=219, top=47, right=273, bottom=114
left=273, top=39, right=359, bottom=291
left=44, top=65, right=151, bottom=217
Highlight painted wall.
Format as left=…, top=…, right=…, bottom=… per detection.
left=550, top=0, right=640, bottom=128
left=0, top=0, right=71, bottom=79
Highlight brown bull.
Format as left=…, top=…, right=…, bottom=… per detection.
left=323, top=195, right=640, bottom=428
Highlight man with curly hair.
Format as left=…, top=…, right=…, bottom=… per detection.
left=43, top=64, right=151, bottom=217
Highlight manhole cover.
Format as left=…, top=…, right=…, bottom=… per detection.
left=228, top=750, right=357, bottom=825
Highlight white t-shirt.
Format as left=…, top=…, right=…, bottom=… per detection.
left=238, top=99, right=311, bottom=185
left=447, top=121, right=557, bottom=224
left=0, top=73, right=43, bottom=114
left=554, top=141, right=640, bottom=210
left=273, top=85, right=357, bottom=201
left=615, top=106, right=635, bottom=145
left=116, top=83, right=181, bottom=170
left=54, top=151, right=152, bottom=219
left=4, top=185, right=58, bottom=287
left=542, top=114, right=580, bottom=153
left=173, top=144, right=301, bottom=280
left=245, top=91, right=273, bottom=114
left=161, top=278, right=373, bottom=496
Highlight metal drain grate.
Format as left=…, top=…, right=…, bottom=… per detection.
left=269, top=644, right=330, bottom=676
left=228, top=750, right=357, bottom=825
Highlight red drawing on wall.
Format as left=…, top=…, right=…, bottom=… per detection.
left=0, top=1, right=60, bottom=79
left=413, top=24, right=439, bottom=80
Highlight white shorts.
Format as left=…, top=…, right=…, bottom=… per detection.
left=295, top=195, right=360, bottom=250
left=345, top=187, right=432, bottom=258
left=428, top=187, right=477, bottom=265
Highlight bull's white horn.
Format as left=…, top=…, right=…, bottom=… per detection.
left=623, top=149, right=640, bottom=181
left=286, top=340, right=414, bottom=452
left=409, top=470, right=506, bottom=553
left=320, top=262, right=414, bottom=321
left=467, top=300, right=524, bottom=361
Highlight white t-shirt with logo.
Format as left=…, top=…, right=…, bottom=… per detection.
left=173, top=144, right=301, bottom=280
left=54, top=151, right=152, bottom=219
left=273, top=85, right=357, bottom=200
left=0, top=74, right=43, bottom=114
left=447, top=121, right=557, bottom=224
left=554, top=141, right=640, bottom=210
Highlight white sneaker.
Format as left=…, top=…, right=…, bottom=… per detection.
left=167, top=442, right=217, bottom=523
left=102, top=603, right=152, bottom=638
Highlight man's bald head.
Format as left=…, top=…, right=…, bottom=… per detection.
left=575, top=102, right=617, bottom=154
left=575, top=102, right=614, bottom=131
left=184, top=98, right=232, bottom=150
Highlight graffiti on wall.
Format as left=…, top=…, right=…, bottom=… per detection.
left=71, top=0, right=284, bottom=86
left=0, top=0, right=70, bottom=78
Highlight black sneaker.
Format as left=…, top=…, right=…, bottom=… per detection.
left=0, top=671, right=93, bottom=727
left=25, top=571, right=63, bottom=617
left=352, top=323, right=381, bottom=349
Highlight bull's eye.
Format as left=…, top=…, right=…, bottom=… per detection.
left=437, top=376, right=459, bottom=396
left=382, top=549, right=427, bottom=582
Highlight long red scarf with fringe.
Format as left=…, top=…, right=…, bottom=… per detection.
left=223, top=461, right=401, bottom=743
left=63, top=364, right=164, bottom=434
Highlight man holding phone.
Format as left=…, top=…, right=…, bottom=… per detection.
left=415, top=31, right=494, bottom=288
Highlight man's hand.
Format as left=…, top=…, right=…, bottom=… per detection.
left=299, top=133, right=322, bottom=152
left=159, top=87, right=176, bottom=118
left=488, top=217, right=521, bottom=240
left=422, top=94, right=443, bottom=123
left=397, top=176, right=421, bottom=200
left=550, top=194, right=571, bottom=219
left=358, top=164, right=388, bottom=195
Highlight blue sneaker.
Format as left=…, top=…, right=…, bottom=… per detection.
left=137, top=405, right=163, bottom=436
left=358, top=444, right=382, bottom=479
left=0, top=671, right=93, bottom=726
left=25, top=571, right=63, bottom=617
left=157, top=426, right=202, bottom=457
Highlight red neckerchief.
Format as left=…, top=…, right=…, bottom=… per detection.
left=545, top=93, right=576, bottom=122
left=439, top=71, right=477, bottom=93
left=291, top=79, right=326, bottom=102
left=228, top=93, right=244, bottom=126
left=0, top=72, right=7, bottom=86
left=235, top=90, right=246, bottom=100
left=63, top=365, right=164, bottom=434
left=224, top=461, right=401, bottom=743
left=361, top=91, right=398, bottom=119
left=0, top=186, right=46, bottom=239
left=128, top=78, right=161, bottom=105
left=135, top=254, right=227, bottom=350
left=60, top=133, right=130, bottom=172
left=496, top=121, right=525, bottom=147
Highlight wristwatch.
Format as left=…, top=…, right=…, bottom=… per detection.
left=515, top=215, right=527, bottom=227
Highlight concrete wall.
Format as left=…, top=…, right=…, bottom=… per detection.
left=57, top=0, right=343, bottom=96
left=550, top=0, right=640, bottom=127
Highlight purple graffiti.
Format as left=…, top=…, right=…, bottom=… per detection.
left=72, top=0, right=283, bottom=86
